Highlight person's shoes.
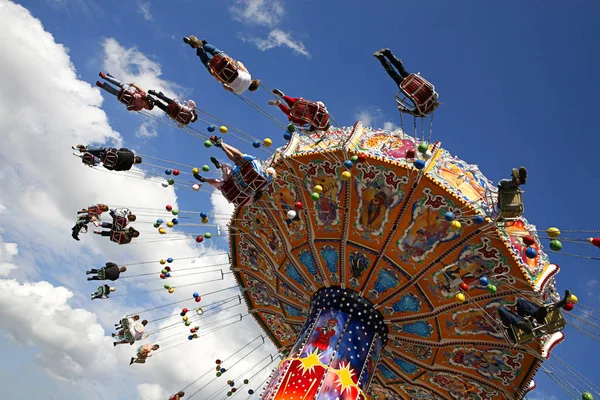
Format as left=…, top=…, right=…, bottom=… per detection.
left=112, top=333, right=116, bottom=337
left=272, top=88, right=284, bottom=97
left=129, top=357, right=135, bottom=365
left=519, top=167, right=527, bottom=185
left=555, top=290, right=572, bottom=308
left=86, top=270, right=91, bottom=274
left=99, top=72, right=107, bottom=79
left=96, top=81, right=103, bottom=88
left=373, top=48, right=389, bottom=57
left=210, top=135, right=223, bottom=148
left=148, top=89, right=157, bottom=96
left=87, top=277, right=92, bottom=281
left=268, top=99, right=281, bottom=106
left=511, top=168, right=521, bottom=186
left=113, top=342, right=117, bottom=347
left=72, top=230, right=80, bottom=241
left=183, top=35, right=203, bottom=49
left=201, top=38, right=208, bottom=46
left=210, top=157, right=221, bottom=169
left=193, top=173, right=206, bottom=183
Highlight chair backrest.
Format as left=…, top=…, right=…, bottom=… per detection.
left=396, top=74, right=439, bottom=117
left=208, top=54, right=239, bottom=84
left=103, top=148, right=119, bottom=168
left=117, top=89, right=135, bottom=106
left=290, top=99, right=330, bottom=129
left=498, top=189, right=524, bottom=219
left=511, top=320, right=535, bottom=345
left=544, top=306, right=566, bottom=333
left=221, top=162, right=269, bottom=206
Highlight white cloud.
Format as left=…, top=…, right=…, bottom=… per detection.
left=230, top=0, right=284, bottom=27
left=136, top=0, right=152, bottom=21
left=238, top=29, right=310, bottom=59
left=137, top=383, right=167, bottom=400
left=0, top=237, right=18, bottom=277
left=0, top=2, right=275, bottom=398
left=137, top=120, right=158, bottom=139
left=356, top=109, right=378, bottom=127
left=0, top=279, right=117, bottom=381
left=355, top=107, right=399, bottom=130
left=211, top=189, right=235, bottom=232
left=102, top=38, right=182, bottom=101
left=527, top=391, right=558, bottom=400
left=383, top=121, right=399, bottom=131
left=587, top=279, right=598, bottom=297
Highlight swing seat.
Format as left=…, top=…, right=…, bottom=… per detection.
left=81, top=152, right=97, bottom=166
left=114, top=216, right=128, bottom=230
left=395, top=73, right=439, bottom=117
left=510, top=318, right=536, bottom=345
left=166, top=103, right=194, bottom=126
left=290, top=99, right=330, bottom=130
left=498, top=187, right=524, bottom=219
left=221, top=161, right=269, bottom=206
left=103, top=148, right=119, bottom=169
left=117, top=89, right=135, bottom=106
left=110, top=230, right=126, bottom=244
left=208, top=54, right=239, bottom=84
left=544, top=306, right=566, bottom=334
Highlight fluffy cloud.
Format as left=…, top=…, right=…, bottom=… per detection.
left=0, top=236, right=18, bottom=277
left=355, top=106, right=399, bottom=130
left=102, top=38, right=182, bottom=102
left=238, top=29, right=310, bottom=59
left=0, top=1, right=273, bottom=398
left=230, top=0, right=284, bottom=27
left=136, top=0, right=152, bottom=21
left=0, top=279, right=117, bottom=380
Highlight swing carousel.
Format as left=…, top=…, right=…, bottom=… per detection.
left=70, top=40, right=600, bottom=399
left=227, top=121, right=570, bottom=400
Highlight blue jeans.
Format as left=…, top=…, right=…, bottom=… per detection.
left=196, top=44, right=225, bottom=70
left=498, top=299, right=540, bottom=326
left=86, top=146, right=107, bottom=159
left=98, top=74, right=123, bottom=96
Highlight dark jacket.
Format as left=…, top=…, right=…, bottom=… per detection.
left=104, top=148, right=135, bottom=171
left=103, top=262, right=121, bottom=281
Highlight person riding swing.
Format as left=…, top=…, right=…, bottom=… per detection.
left=373, top=48, right=440, bottom=117
left=183, top=35, right=261, bottom=95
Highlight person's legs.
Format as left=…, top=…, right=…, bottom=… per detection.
left=203, top=43, right=224, bottom=56
left=86, top=147, right=106, bottom=158
left=516, top=298, right=542, bottom=318
left=220, top=142, right=244, bottom=165
left=195, top=48, right=211, bottom=69
left=88, top=269, right=99, bottom=274
left=101, top=222, right=114, bottom=229
left=101, top=230, right=112, bottom=237
left=152, top=99, right=168, bottom=112
left=88, top=276, right=101, bottom=281
left=97, top=82, right=120, bottom=96
left=205, top=179, right=224, bottom=190
left=102, top=73, right=124, bottom=87
left=282, top=96, right=299, bottom=108
left=498, top=306, right=529, bottom=330
left=383, top=51, right=410, bottom=78
left=498, top=179, right=517, bottom=190
left=278, top=103, right=291, bottom=116
left=374, top=55, right=404, bottom=87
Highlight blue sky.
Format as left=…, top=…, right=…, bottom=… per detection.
left=2, top=0, right=600, bottom=399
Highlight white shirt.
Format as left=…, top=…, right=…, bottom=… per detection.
left=228, top=69, right=252, bottom=94
left=130, top=322, right=145, bottom=341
